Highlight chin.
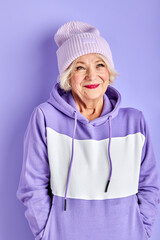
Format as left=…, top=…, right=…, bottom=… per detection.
left=84, top=93, right=103, bottom=100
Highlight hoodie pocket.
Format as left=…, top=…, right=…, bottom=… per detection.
left=135, top=199, right=149, bottom=239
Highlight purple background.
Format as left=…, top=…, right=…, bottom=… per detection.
left=0, top=0, right=160, bottom=239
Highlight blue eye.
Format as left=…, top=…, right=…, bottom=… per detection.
left=76, top=66, right=85, bottom=70
left=97, top=63, right=105, bottom=68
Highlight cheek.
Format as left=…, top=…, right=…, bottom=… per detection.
left=102, top=71, right=110, bottom=82
left=70, top=75, right=83, bottom=88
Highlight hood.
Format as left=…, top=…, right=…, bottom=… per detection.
left=47, top=82, right=121, bottom=211
left=47, top=82, right=121, bottom=126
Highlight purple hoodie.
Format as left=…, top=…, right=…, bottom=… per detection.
left=17, top=82, right=160, bottom=240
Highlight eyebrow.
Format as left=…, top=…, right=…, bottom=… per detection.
left=76, top=60, right=104, bottom=64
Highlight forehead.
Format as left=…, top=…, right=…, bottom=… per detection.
left=75, top=53, right=103, bottom=64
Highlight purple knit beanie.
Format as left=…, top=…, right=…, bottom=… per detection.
left=54, top=21, right=114, bottom=74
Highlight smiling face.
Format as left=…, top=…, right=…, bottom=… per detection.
left=70, top=53, right=110, bottom=104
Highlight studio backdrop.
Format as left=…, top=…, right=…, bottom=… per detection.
left=0, top=0, right=160, bottom=239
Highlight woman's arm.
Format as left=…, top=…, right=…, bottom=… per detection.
left=137, top=112, right=160, bottom=238
left=16, top=107, right=51, bottom=240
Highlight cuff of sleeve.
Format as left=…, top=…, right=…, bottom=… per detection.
left=144, top=226, right=151, bottom=239
left=35, top=229, right=44, bottom=240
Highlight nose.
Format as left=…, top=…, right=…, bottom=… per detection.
left=85, top=67, right=97, bottom=81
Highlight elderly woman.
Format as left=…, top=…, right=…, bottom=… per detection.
left=17, top=21, right=160, bottom=240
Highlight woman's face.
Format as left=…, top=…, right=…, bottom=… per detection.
left=70, top=53, right=110, bottom=103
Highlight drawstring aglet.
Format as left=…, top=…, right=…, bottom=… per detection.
left=64, top=199, right=67, bottom=211
left=105, top=180, right=110, bottom=192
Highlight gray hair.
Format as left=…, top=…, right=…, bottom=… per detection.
left=58, top=53, right=119, bottom=91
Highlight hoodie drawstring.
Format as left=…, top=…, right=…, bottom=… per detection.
left=64, top=111, right=77, bottom=211
left=64, top=113, right=112, bottom=210
left=105, top=115, right=112, bottom=192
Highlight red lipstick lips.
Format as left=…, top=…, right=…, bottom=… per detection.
left=85, top=84, right=100, bottom=89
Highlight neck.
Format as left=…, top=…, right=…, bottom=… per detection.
left=72, top=92, right=104, bottom=121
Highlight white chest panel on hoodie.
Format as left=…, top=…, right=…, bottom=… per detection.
left=46, top=127, right=145, bottom=200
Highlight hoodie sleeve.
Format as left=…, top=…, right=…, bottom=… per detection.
left=16, top=106, right=51, bottom=240
left=137, top=111, right=160, bottom=238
